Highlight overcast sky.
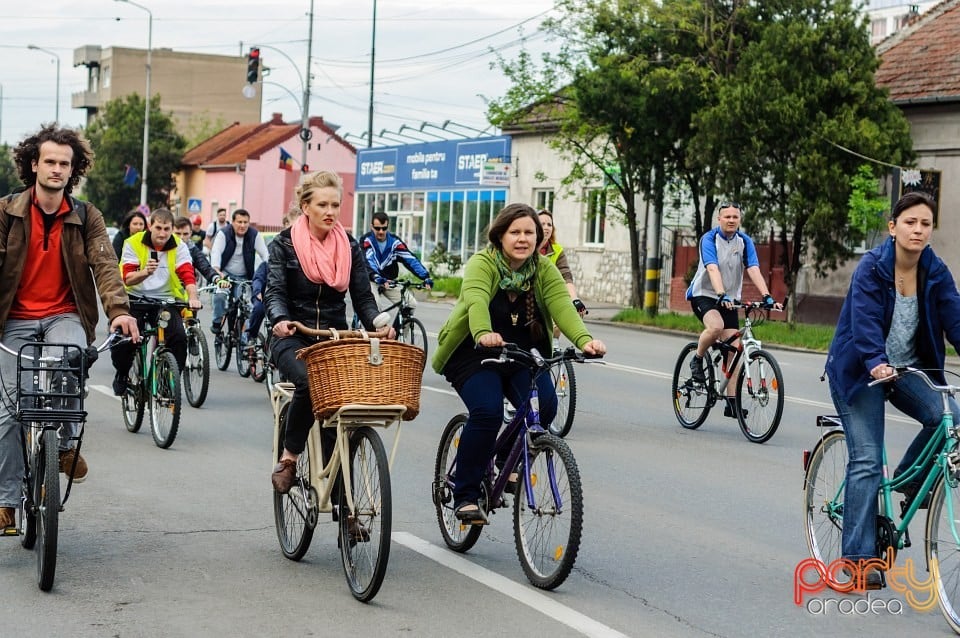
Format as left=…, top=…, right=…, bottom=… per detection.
left=0, top=1, right=559, bottom=147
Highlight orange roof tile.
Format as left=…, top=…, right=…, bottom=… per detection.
left=182, top=114, right=354, bottom=168
left=876, top=0, right=960, bottom=104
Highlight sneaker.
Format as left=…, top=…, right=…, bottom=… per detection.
left=210, top=322, right=221, bottom=335
left=689, top=355, right=706, bottom=384
left=59, top=449, right=88, bottom=483
left=112, top=371, right=127, bottom=396
left=831, top=566, right=883, bottom=591
left=723, top=399, right=748, bottom=419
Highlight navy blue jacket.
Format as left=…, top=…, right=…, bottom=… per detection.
left=826, top=237, right=960, bottom=404
left=220, top=225, right=259, bottom=278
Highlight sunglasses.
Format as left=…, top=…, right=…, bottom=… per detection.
left=718, top=201, right=742, bottom=211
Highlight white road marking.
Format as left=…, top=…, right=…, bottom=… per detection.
left=392, top=532, right=631, bottom=638
left=90, top=384, right=120, bottom=401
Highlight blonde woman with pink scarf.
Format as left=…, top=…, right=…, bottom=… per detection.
left=265, top=170, right=387, bottom=501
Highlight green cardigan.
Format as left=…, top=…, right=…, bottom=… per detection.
left=431, top=248, right=593, bottom=374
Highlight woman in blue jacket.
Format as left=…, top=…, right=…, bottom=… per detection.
left=825, top=190, right=960, bottom=588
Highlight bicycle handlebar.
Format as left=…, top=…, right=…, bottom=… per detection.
left=290, top=321, right=391, bottom=340
left=867, top=366, right=960, bottom=394
left=0, top=329, right=127, bottom=370
left=477, top=343, right=603, bottom=370
left=379, top=279, right=429, bottom=290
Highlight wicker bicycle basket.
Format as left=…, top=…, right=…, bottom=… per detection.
left=296, top=337, right=425, bottom=420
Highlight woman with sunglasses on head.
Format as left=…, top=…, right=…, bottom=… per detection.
left=685, top=201, right=781, bottom=418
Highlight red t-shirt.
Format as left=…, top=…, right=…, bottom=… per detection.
left=8, top=192, right=79, bottom=319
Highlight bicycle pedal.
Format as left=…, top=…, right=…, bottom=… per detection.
left=2, top=526, right=18, bottom=537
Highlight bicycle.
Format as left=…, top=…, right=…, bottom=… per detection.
left=0, top=331, right=121, bottom=591
left=271, top=322, right=417, bottom=602
left=502, top=336, right=578, bottom=438
left=182, top=306, right=210, bottom=408
left=802, top=368, right=960, bottom=633
left=120, top=295, right=189, bottom=449
left=431, top=344, right=602, bottom=589
left=212, top=278, right=255, bottom=377
left=671, top=300, right=785, bottom=443
left=353, top=280, right=428, bottom=365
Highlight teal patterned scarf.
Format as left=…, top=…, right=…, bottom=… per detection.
left=493, top=248, right=537, bottom=293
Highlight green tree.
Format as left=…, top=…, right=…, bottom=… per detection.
left=84, top=94, right=187, bottom=225
left=693, top=0, right=913, bottom=318
left=183, top=110, right=228, bottom=148
left=0, top=144, right=20, bottom=195
left=847, top=163, right=889, bottom=247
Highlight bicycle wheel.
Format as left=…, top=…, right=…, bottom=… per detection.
left=735, top=349, right=784, bottom=443
left=548, top=359, right=577, bottom=438
left=338, top=426, right=391, bottom=603
left=926, top=472, right=960, bottom=632
left=432, top=414, right=483, bottom=553
left=36, top=428, right=59, bottom=591
left=250, top=324, right=268, bottom=383
left=803, top=430, right=847, bottom=568
left=214, top=330, right=231, bottom=371
left=672, top=342, right=714, bottom=429
left=513, top=433, right=582, bottom=590
left=273, top=403, right=315, bottom=560
left=399, top=316, right=428, bottom=368
left=150, top=350, right=182, bottom=449
left=19, top=432, right=40, bottom=549
left=122, top=349, right=145, bottom=433
left=183, top=323, right=210, bottom=408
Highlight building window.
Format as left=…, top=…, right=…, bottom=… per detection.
left=533, top=189, right=555, bottom=212
left=584, top=188, right=607, bottom=245
left=102, top=64, right=111, bottom=88
left=871, top=18, right=887, bottom=39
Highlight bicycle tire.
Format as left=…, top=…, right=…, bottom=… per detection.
left=513, top=433, right=582, bottom=590
left=433, top=414, right=483, bottom=552
left=273, top=403, right=315, bottom=560
left=250, top=323, right=269, bottom=383
left=19, top=426, right=38, bottom=549
left=214, top=331, right=231, bottom=371
left=236, top=338, right=252, bottom=378
left=803, top=430, right=846, bottom=568
left=735, top=349, right=784, bottom=444
left=672, top=342, right=714, bottom=429
left=36, top=428, right=59, bottom=591
left=338, top=426, right=392, bottom=603
left=183, top=323, right=210, bottom=408
left=150, top=350, right=182, bottom=449
left=548, top=359, right=577, bottom=438
left=926, top=472, right=960, bottom=633
left=122, top=349, right=145, bottom=433
left=399, top=317, right=428, bottom=369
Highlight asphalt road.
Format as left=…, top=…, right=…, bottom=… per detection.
left=0, top=301, right=954, bottom=637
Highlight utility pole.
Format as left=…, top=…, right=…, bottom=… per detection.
left=302, top=0, right=314, bottom=169
left=367, top=0, right=377, bottom=148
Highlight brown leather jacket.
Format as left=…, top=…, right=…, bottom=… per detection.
left=0, top=189, right=131, bottom=344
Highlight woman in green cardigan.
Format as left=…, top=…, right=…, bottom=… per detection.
left=432, top=203, right=606, bottom=524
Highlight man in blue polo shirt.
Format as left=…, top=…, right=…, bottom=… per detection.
left=685, top=201, right=780, bottom=417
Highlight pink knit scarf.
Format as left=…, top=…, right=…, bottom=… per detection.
left=290, top=214, right=351, bottom=291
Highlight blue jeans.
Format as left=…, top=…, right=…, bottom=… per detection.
left=452, top=367, right=558, bottom=507
left=0, top=314, right=87, bottom=508
left=830, top=374, right=960, bottom=561
left=212, top=276, right=248, bottom=329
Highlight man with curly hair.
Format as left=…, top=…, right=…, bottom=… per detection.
left=0, top=124, right=140, bottom=532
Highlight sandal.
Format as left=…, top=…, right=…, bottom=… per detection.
left=454, top=503, right=488, bottom=525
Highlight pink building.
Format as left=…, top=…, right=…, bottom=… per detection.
left=176, top=113, right=356, bottom=230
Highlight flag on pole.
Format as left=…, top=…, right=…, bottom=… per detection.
left=123, top=164, right=139, bottom=186
left=278, top=147, right=294, bottom=172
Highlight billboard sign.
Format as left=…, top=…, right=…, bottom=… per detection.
left=356, top=136, right=511, bottom=190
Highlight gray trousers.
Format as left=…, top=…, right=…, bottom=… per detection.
left=0, top=314, right=86, bottom=508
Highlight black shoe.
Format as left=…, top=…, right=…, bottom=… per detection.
left=454, top=503, right=488, bottom=525
left=689, top=355, right=706, bottom=384
left=895, top=480, right=932, bottom=509
left=112, top=372, right=127, bottom=396
left=210, top=322, right=221, bottom=334
left=723, top=400, right=748, bottom=419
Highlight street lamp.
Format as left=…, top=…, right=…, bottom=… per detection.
left=27, top=45, right=60, bottom=123
left=115, top=0, right=152, bottom=206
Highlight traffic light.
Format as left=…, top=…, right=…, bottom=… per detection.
left=246, top=47, right=260, bottom=84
